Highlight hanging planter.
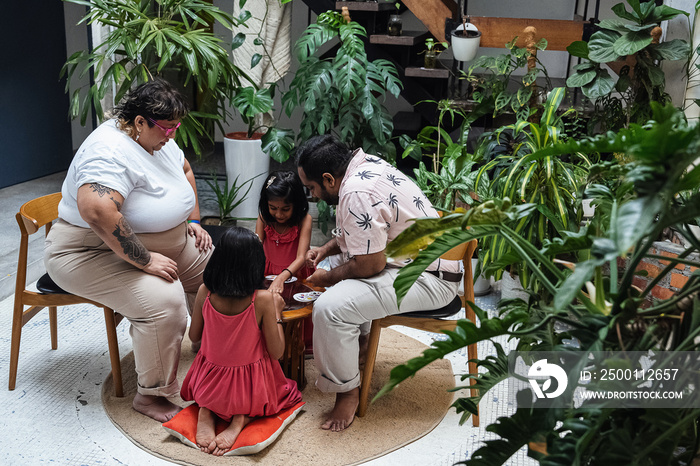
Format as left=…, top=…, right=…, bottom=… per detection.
left=451, top=20, right=481, bottom=62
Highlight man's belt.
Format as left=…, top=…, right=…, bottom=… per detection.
left=426, top=270, right=463, bottom=283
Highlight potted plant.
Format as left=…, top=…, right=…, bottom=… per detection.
left=204, top=172, right=262, bottom=227
left=387, top=2, right=402, bottom=36
left=473, top=87, right=591, bottom=294
left=451, top=16, right=481, bottom=62
left=463, top=36, right=552, bottom=122
left=261, top=11, right=403, bottom=229
left=422, top=38, right=449, bottom=69
left=224, top=86, right=275, bottom=219
left=60, top=0, right=252, bottom=155
left=261, top=11, right=402, bottom=163
left=565, top=0, right=690, bottom=132
left=382, top=103, right=700, bottom=464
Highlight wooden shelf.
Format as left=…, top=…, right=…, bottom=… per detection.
left=405, top=66, right=449, bottom=79
left=468, top=16, right=587, bottom=51
left=370, top=30, right=429, bottom=46
left=336, top=1, right=395, bottom=12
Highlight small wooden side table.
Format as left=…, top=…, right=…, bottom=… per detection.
left=273, top=280, right=322, bottom=390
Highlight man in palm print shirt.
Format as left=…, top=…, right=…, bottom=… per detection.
left=297, top=135, right=461, bottom=432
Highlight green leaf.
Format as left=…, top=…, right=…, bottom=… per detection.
left=611, top=2, right=638, bottom=22
left=581, top=69, right=615, bottom=99
left=231, top=32, right=246, bottom=50
left=598, top=18, right=636, bottom=33
left=567, top=41, right=589, bottom=58
left=613, top=30, right=653, bottom=57
left=566, top=69, right=596, bottom=88
left=261, top=127, right=295, bottom=163
left=251, top=53, right=262, bottom=68
left=653, top=39, right=691, bottom=61
left=588, top=30, right=623, bottom=63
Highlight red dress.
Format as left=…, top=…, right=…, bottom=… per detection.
left=180, top=291, right=302, bottom=421
left=263, top=224, right=313, bottom=279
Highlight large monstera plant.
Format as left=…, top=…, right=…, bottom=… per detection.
left=261, top=11, right=403, bottom=163
left=566, top=0, right=690, bottom=130
left=381, top=103, right=700, bottom=465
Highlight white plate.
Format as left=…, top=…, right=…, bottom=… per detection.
left=265, top=275, right=297, bottom=284
left=293, top=291, right=323, bottom=302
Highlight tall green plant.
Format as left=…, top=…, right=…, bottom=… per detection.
left=382, top=103, right=700, bottom=465
left=475, top=88, right=592, bottom=290
left=61, top=0, right=253, bottom=154
left=261, top=11, right=403, bottom=163
left=566, top=0, right=690, bottom=130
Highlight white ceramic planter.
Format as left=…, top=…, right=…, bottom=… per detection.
left=451, top=23, right=481, bottom=62
left=500, top=270, right=529, bottom=301
left=471, top=258, right=492, bottom=296
left=223, top=132, right=270, bottom=219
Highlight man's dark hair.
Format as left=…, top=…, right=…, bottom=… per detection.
left=295, top=135, right=353, bottom=184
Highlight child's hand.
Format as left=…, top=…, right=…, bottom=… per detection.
left=269, top=278, right=285, bottom=295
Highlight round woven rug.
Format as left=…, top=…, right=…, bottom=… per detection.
left=102, top=328, right=455, bottom=465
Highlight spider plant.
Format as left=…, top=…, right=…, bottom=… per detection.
left=381, top=103, right=700, bottom=465
left=474, top=87, right=592, bottom=292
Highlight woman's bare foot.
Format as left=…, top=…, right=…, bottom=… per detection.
left=321, top=388, right=359, bottom=432
left=211, top=414, right=250, bottom=456
left=196, top=407, right=217, bottom=453
left=132, top=393, right=181, bottom=422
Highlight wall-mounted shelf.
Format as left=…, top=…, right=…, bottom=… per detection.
left=405, top=66, right=450, bottom=79
left=335, top=1, right=395, bottom=12
left=370, top=31, right=430, bottom=46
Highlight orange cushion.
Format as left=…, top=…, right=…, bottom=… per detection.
left=162, top=402, right=305, bottom=456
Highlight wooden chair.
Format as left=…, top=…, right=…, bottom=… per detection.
left=357, top=239, right=480, bottom=426
left=10, top=192, right=124, bottom=397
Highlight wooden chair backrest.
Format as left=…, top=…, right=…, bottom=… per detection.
left=17, top=192, right=61, bottom=236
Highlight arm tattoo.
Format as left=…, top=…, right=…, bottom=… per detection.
left=112, top=217, right=151, bottom=267
left=89, top=183, right=115, bottom=197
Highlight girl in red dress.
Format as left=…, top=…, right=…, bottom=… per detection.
left=181, top=227, right=302, bottom=456
left=256, top=171, right=315, bottom=351
left=255, top=171, right=314, bottom=292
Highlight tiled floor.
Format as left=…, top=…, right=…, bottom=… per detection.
left=0, top=285, right=536, bottom=465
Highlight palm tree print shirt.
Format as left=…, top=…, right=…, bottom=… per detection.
left=335, top=149, right=460, bottom=273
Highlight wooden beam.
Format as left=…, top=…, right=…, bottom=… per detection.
left=401, top=0, right=460, bottom=42
left=469, top=16, right=587, bottom=51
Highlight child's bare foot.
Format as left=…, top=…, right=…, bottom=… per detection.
left=196, top=407, right=217, bottom=453
left=133, top=393, right=181, bottom=422
left=211, top=414, right=250, bottom=456
left=321, top=387, right=359, bottom=432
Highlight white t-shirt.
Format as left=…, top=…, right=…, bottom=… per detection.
left=59, top=119, right=196, bottom=233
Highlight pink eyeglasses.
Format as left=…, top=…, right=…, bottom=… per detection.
left=147, top=117, right=181, bottom=137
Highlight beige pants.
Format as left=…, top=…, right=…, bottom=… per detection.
left=312, top=267, right=459, bottom=393
left=45, top=219, right=211, bottom=397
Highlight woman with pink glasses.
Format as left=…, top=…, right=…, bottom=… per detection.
left=45, top=78, right=213, bottom=423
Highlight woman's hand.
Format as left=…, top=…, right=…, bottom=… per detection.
left=187, top=222, right=212, bottom=251
left=142, top=252, right=179, bottom=282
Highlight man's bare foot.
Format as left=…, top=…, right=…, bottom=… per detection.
left=196, top=407, right=217, bottom=453
left=132, top=393, right=181, bottom=422
left=211, top=414, right=250, bottom=456
left=321, top=388, right=359, bottom=432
